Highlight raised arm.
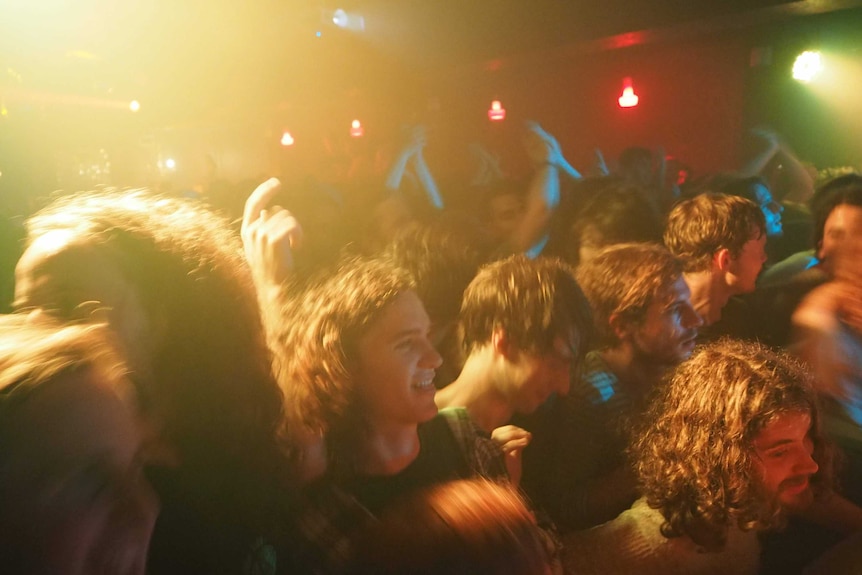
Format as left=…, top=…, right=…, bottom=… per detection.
left=409, top=126, right=444, bottom=210
left=738, top=128, right=782, bottom=178
left=241, top=178, right=304, bottom=341
left=509, top=122, right=564, bottom=257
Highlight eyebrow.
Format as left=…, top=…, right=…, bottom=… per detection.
left=388, top=326, right=428, bottom=342
left=759, top=438, right=795, bottom=450
left=660, top=298, right=687, bottom=312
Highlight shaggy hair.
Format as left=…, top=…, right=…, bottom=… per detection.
left=630, top=339, right=833, bottom=552
left=384, top=215, right=491, bottom=327
left=278, top=256, right=415, bottom=442
left=19, top=190, right=284, bottom=475
left=664, top=193, right=766, bottom=273
left=575, top=243, right=683, bottom=349
left=459, top=255, right=593, bottom=360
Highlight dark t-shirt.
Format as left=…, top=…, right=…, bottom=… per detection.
left=292, top=409, right=507, bottom=573
left=341, top=413, right=472, bottom=516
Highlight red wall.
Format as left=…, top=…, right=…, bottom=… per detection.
left=423, top=31, right=753, bottom=182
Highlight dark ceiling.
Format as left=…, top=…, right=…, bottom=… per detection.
left=359, top=0, right=802, bottom=66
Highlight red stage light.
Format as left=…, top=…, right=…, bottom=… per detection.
left=488, top=100, right=506, bottom=121
left=618, top=78, right=639, bottom=108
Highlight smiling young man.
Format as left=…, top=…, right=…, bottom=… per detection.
left=564, top=340, right=835, bottom=575
left=664, top=193, right=767, bottom=326
left=542, top=243, right=701, bottom=532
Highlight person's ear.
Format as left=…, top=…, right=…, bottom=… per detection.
left=492, top=328, right=514, bottom=358
left=609, top=312, right=635, bottom=341
left=714, top=248, right=732, bottom=272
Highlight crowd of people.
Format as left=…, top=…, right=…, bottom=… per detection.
left=2, top=121, right=862, bottom=574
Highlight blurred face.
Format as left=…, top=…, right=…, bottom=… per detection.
left=754, top=184, right=784, bottom=237
left=15, top=234, right=156, bottom=381
left=728, top=232, right=768, bottom=294
left=506, top=332, right=578, bottom=414
left=1, top=369, right=158, bottom=575
left=488, top=193, right=524, bottom=242
left=355, top=290, right=443, bottom=429
left=630, top=276, right=702, bottom=366
left=752, top=411, right=819, bottom=511
left=819, top=204, right=862, bottom=276
left=576, top=225, right=604, bottom=268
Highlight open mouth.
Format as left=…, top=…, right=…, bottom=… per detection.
left=780, top=477, right=810, bottom=495
left=411, top=374, right=435, bottom=391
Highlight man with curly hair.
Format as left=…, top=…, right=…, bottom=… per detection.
left=564, top=340, right=834, bottom=574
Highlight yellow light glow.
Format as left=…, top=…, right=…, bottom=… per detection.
left=793, top=51, right=823, bottom=83
left=129, top=100, right=141, bottom=112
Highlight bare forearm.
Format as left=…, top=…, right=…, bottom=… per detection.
left=510, top=165, right=559, bottom=254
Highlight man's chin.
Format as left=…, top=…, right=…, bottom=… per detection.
left=779, top=486, right=815, bottom=512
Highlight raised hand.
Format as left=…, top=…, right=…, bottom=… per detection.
left=241, top=178, right=304, bottom=291
left=491, top=424, right=533, bottom=487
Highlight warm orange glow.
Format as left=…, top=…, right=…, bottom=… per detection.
left=129, top=100, right=140, bottom=112
left=281, top=131, right=295, bottom=146
left=350, top=119, right=364, bottom=137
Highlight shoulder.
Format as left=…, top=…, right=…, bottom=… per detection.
left=571, top=352, right=619, bottom=404
left=436, top=407, right=508, bottom=481
left=563, top=500, right=668, bottom=574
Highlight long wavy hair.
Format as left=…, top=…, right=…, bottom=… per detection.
left=630, top=339, right=833, bottom=551
left=20, top=190, right=285, bottom=477
left=277, top=256, right=415, bottom=460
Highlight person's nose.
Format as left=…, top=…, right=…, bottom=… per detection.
left=421, top=338, right=443, bottom=370
left=682, top=303, right=704, bottom=330
left=794, top=441, right=819, bottom=476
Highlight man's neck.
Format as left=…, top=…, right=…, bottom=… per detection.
left=355, top=422, right=421, bottom=476
left=598, top=346, right=669, bottom=398
left=436, top=350, right=514, bottom=433
left=684, top=270, right=729, bottom=326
